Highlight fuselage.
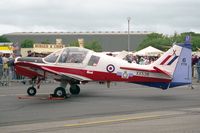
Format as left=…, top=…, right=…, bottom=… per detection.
left=15, top=47, right=171, bottom=84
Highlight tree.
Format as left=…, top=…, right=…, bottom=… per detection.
left=172, top=32, right=200, bottom=51
left=0, top=36, right=10, bottom=42
left=85, top=40, right=102, bottom=52
left=21, top=39, right=34, bottom=48
left=137, top=32, right=200, bottom=51
left=191, top=36, right=200, bottom=51
left=41, top=39, right=50, bottom=44
left=69, top=41, right=79, bottom=47
left=146, top=33, right=163, bottom=39
left=137, top=33, right=171, bottom=51
left=69, top=40, right=102, bottom=52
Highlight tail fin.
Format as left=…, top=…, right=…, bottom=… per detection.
left=151, top=36, right=192, bottom=88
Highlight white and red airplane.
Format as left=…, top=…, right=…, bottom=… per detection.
left=15, top=36, right=192, bottom=97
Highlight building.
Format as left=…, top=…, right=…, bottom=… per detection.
left=21, top=39, right=66, bottom=57
left=4, top=31, right=150, bottom=51
left=0, top=42, right=13, bottom=54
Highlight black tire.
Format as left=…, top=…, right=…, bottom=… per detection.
left=54, top=87, right=66, bottom=97
left=70, top=84, right=80, bottom=95
left=27, top=87, right=37, bottom=96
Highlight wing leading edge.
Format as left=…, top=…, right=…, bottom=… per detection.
left=15, top=62, right=90, bottom=82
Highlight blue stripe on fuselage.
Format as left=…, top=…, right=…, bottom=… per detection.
left=132, top=82, right=191, bottom=90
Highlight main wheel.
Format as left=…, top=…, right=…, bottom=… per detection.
left=27, top=87, right=37, bottom=96
left=54, top=87, right=66, bottom=97
left=69, top=84, right=80, bottom=95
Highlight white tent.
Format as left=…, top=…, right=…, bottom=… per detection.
left=134, top=46, right=163, bottom=56
left=0, top=50, right=13, bottom=54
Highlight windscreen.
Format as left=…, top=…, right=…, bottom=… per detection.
left=44, top=49, right=62, bottom=63
left=58, top=47, right=88, bottom=63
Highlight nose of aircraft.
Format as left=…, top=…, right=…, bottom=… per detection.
left=14, top=57, right=21, bottom=63
left=14, top=57, right=45, bottom=64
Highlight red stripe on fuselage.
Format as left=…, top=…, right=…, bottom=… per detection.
left=15, top=62, right=171, bottom=83
left=41, top=65, right=171, bottom=82
left=47, top=66, right=171, bottom=82
left=15, top=65, right=43, bottom=78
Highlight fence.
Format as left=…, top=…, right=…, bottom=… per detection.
left=0, top=65, right=24, bottom=86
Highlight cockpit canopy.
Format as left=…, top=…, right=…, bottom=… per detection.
left=44, top=47, right=91, bottom=63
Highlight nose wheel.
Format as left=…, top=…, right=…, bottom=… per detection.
left=27, top=87, right=37, bottom=96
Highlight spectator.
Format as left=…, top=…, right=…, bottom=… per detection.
left=192, top=55, right=198, bottom=77
left=196, top=57, right=200, bottom=82
left=0, top=52, right=3, bottom=83
left=1, top=54, right=9, bottom=86
left=8, top=53, right=16, bottom=80
left=192, top=55, right=198, bottom=66
left=27, top=50, right=33, bottom=57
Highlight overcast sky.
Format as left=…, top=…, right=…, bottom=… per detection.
left=0, top=0, right=200, bottom=35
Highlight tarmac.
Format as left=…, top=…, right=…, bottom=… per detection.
left=0, top=79, right=200, bottom=133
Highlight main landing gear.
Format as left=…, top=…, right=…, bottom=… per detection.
left=54, top=87, right=67, bottom=97
left=53, top=84, right=80, bottom=97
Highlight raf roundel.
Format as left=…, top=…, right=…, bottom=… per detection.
left=106, top=64, right=115, bottom=73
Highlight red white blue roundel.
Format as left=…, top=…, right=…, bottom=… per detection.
left=106, top=64, right=115, bottom=72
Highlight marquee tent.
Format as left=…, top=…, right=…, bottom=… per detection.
left=134, top=46, right=163, bottom=56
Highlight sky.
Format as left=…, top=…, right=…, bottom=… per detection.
left=0, top=0, right=200, bottom=35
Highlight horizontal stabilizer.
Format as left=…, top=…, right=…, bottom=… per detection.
left=153, top=66, right=172, bottom=78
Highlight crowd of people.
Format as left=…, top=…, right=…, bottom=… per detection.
left=0, top=50, right=46, bottom=86
left=0, top=52, right=16, bottom=86
left=123, top=54, right=160, bottom=64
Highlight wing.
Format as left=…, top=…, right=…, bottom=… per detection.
left=15, top=62, right=91, bottom=82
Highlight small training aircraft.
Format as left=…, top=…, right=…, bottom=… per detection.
left=14, top=36, right=192, bottom=97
